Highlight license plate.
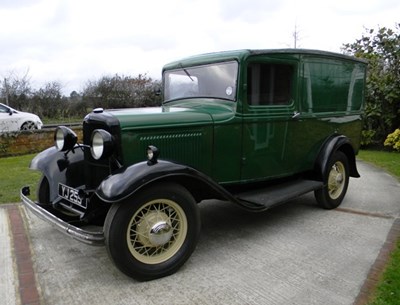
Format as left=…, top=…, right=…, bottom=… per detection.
left=58, top=183, right=86, bottom=208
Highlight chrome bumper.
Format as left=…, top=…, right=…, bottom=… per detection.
left=20, top=187, right=105, bottom=246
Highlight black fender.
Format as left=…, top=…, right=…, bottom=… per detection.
left=30, top=146, right=85, bottom=201
left=315, top=135, right=360, bottom=180
left=96, top=160, right=238, bottom=204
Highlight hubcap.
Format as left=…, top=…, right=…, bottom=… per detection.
left=136, top=211, right=173, bottom=247
left=149, top=221, right=173, bottom=246
left=127, top=199, right=187, bottom=264
left=21, top=122, right=35, bottom=130
left=328, top=162, right=346, bottom=200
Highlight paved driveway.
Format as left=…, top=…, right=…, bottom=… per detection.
left=3, top=161, right=400, bottom=305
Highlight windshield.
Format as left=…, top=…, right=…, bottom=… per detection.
left=163, top=61, right=238, bottom=102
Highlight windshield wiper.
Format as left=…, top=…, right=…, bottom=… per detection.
left=180, top=63, right=194, bottom=82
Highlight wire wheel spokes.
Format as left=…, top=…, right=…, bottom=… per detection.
left=21, top=121, right=36, bottom=130
left=127, top=199, right=188, bottom=264
left=328, top=161, right=346, bottom=200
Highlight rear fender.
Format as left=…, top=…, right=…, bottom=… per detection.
left=30, top=146, right=85, bottom=201
left=315, top=135, right=360, bottom=179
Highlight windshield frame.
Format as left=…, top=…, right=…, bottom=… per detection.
left=162, top=60, right=239, bottom=103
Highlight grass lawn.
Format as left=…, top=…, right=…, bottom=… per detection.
left=41, top=116, right=82, bottom=125
left=358, top=150, right=400, bottom=180
left=357, top=150, right=400, bottom=305
left=0, top=154, right=41, bottom=204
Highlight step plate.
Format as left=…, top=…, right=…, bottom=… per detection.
left=237, top=180, right=324, bottom=208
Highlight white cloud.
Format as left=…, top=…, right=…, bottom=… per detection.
left=0, top=0, right=399, bottom=95
left=217, top=0, right=284, bottom=23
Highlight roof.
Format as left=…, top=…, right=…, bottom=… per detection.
left=162, top=48, right=367, bottom=71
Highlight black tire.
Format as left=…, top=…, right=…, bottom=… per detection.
left=104, top=182, right=201, bottom=281
left=315, top=151, right=349, bottom=209
left=37, top=175, right=79, bottom=220
left=20, top=121, right=37, bottom=131
left=37, top=175, right=50, bottom=205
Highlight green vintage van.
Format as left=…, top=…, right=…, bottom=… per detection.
left=22, top=49, right=367, bottom=280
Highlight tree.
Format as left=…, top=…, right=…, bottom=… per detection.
left=292, top=22, right=301, bottom=49
left=66, top=90, right=87, bottom=117
left=31, top=81, right=64, bottom=118
left=342, top=24, right=400, bottom=146
left=82, top=74, right=161, bottom=109
left=0, top=70, right=32, bottom=110
left=0, top=71, right=162, bottom=120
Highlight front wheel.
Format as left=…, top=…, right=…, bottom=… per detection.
left=104, top=182, right=201, bottom=281
left=20, top=121, right=37, bottom=131
left=315, top=151, right=349, bottom=209
left=37, top=175, right=50, bottom=205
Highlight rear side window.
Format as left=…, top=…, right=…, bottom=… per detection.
left=301, top=59, right=365, bottom=113
left=247, top=63, right=294, bottom=106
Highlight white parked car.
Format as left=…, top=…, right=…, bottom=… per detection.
left=0, top=103, right=43, bottom=132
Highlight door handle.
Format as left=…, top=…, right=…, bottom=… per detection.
left=292, top=111, right=301, bottom=119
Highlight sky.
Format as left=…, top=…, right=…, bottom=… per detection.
left=0, top=0, right=399, bottom=95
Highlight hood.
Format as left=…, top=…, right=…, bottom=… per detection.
left=4, top=104, right=41, bottom=121
left=15, top=111, right=41, bottom=120
left=6, top=107, right=42, bottom=125
left=107, top=100, right=236, bottom=131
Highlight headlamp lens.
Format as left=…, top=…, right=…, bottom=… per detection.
left=91, top=131, right=104, bottom=160
left=90, top=129, right=114, bottom=160
left=54, top=126, right=77, bottom=152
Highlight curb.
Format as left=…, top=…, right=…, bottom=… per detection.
left=7, top=204, right=41, bottom=305
left=353, top=218, right=400, bottom=305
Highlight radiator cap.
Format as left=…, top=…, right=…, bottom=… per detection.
left=93, top=108, right=104, bottom=113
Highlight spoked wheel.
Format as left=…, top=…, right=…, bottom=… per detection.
left=315, top=151, right=349, bottom=209
left=20, top=121, right=36, bottom=131
left=104, top=182, right=201, bottom=281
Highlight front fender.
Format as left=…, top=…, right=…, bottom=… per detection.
left=30, top=146, right=85, bottom=201
left=96, top=160, right=237, bottom=204
left=96, top=160, right=197, bottom=203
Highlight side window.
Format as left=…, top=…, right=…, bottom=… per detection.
left=0, top=105, right=8, bottom=113
left=247, top=63, right=293, bottom=106
left=301, top=59, right=365, bottom=113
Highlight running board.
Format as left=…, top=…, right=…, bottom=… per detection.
left=236, top=179, right=324, bottom=209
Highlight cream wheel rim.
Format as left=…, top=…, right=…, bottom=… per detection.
left=328, top=161, right=346, bottom=200
left=126, top=199, right=188, bottom=264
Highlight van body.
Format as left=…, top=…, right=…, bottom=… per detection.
left=21, top=49, right=367, bottom=280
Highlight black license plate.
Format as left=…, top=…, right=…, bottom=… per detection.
left=58, top=183, right=86, bottom=208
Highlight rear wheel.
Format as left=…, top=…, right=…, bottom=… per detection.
left=104, top=182, right=201, bottom=281
left=315, top=151, right=349, bottom=209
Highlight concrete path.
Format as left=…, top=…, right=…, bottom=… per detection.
left=0, top=207, right=17, bottom=305
left=2, top=161, right=400, bottom=305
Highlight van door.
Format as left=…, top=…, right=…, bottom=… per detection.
left=241, top=57, right=300, bottom=181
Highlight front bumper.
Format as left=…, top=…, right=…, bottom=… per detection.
left=20, top=187, right=104, bottom=246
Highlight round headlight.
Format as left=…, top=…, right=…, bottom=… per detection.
left=54, top=126, right=77, bottom=152
left=90, top=130, right=114, bottom=160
